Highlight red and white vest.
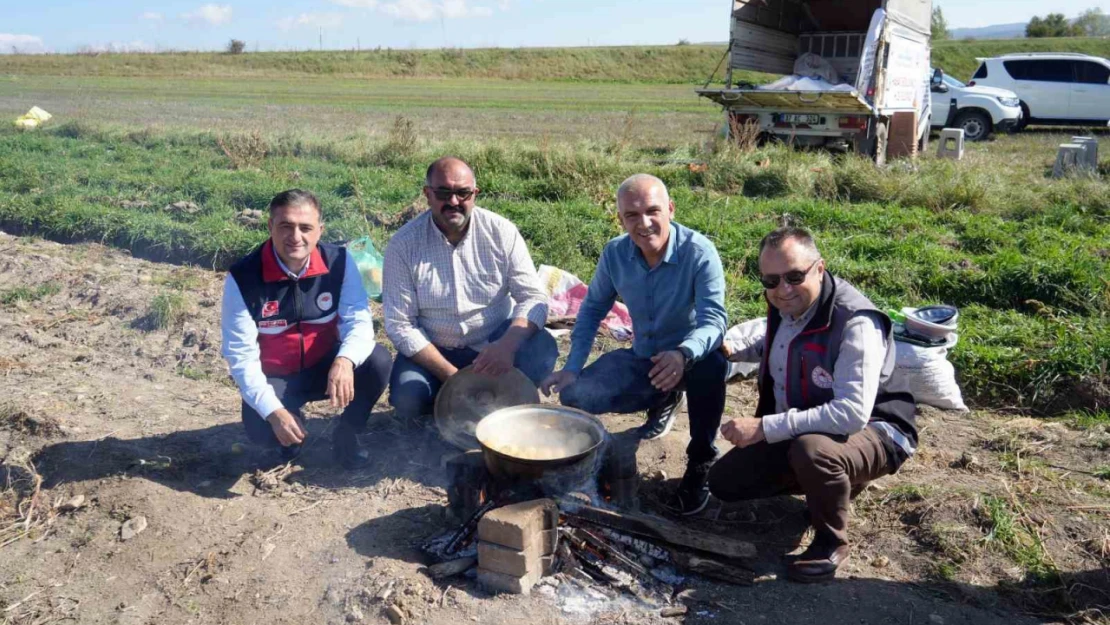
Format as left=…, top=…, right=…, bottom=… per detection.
left=230, top=240, right=346, bottom=376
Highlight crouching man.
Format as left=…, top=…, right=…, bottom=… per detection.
left=221, top=189, right=392, bottom=469
left=542, top=174, right=729, bottom=516
left=709, top=226, right=917, bottom=583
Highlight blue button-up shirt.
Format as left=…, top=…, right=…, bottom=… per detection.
left=564, top=222, right=727, bottom=373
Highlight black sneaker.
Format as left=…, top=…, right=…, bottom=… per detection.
left=333, top=423, right=372, bottom=470
left=638, top=391, right=685, bottom=441
left=279, top=443, right=302, bottom=463
left=669, top=459, right=713, bottom=516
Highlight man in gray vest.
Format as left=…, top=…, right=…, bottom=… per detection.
left=709, top=226, right=917, bottom=583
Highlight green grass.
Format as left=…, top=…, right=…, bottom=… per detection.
left=0, top=117, right=1108, bottom=414
left=979, top=495, right=1056, bottom=583
left=2, top=38, right=1107, bottom=85
left=932, top=36, right=1110, bottom=82
left=146, top=292, right=191, bottom=331
left=0, top=282, right=61, bottom=306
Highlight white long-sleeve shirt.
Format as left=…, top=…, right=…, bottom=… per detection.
left=220, top=246, right=376, bottom=420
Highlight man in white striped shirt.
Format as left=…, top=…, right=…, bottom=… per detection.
left=382, top=157, right=556, bottom=420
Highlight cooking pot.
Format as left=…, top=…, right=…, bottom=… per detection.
left=474, top=404, right=608, bottom=481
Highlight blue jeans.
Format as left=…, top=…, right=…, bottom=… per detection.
left=388, top=321, right=559, bottom=419
left=560, top=348, right=727, bottom=464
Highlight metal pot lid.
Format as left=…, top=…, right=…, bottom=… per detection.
left=433, top=365, right=540, bottom=451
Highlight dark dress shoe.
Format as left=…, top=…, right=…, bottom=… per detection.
left=787, top=540, right=850, bottom=583
left=333, top=423, right=372, bottom=470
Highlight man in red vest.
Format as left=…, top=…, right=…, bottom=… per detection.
left=710, top=227, right=917, bottom=583
left=221, top=190, right=392, bottom=468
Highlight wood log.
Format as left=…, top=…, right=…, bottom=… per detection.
left=670, top=551, right=755, bottom=586
left=562, top=503, right=757, bottom=562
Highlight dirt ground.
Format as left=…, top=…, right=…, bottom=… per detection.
left=1, top=232, right=1107, bottom=625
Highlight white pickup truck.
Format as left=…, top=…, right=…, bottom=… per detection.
left=698, top=0, right=933, bottom=164
left=929, top=68, right=1022, bottom=141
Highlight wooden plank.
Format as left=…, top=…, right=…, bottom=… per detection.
left=562, top=503, right=757, bottom=562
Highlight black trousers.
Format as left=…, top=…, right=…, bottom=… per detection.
left=241, top=344, right=392, bottom=448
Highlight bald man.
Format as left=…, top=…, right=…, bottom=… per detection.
left=541, top=174, right=728, bottom=515
left=383, top=157, right=557, bottom=420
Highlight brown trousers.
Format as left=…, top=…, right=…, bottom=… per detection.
left=707, top=427, right=892, bottom=547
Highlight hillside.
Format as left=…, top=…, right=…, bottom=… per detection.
left=1, top=38, right=1107, bottom=84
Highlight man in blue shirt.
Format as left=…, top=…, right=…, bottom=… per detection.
left=541, top=174, right=728, bottom=515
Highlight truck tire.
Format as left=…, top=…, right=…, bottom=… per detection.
left=954, top=110, right=991, bottom=142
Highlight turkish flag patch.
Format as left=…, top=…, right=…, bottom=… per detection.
left=261, top=300, right=280, bottom=318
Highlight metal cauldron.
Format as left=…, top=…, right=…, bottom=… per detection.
left=474, top=404, right=608, bottom=482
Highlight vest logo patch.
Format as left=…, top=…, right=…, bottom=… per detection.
left=316, top=292, right=334, bottom=311
left=261, top=300, right=280, bottom=318
left=259, top=319, right=288, bottom=329
left=811, top=366, right=834, bottom=389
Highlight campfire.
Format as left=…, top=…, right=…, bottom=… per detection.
left=422, top=419, right=758, bottom=612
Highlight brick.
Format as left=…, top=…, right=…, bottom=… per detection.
left=478, top=499, right=556, bottom=551
left=477, top=567, right=540, bottom=595
left=478, top=539, right=541, bottom=577
left=540, top=554, right=555, bottom=576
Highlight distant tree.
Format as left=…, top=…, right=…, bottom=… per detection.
left=676, top=39, right=691, bottom=46
left=931, top=7, right=950, bottom=40
left=226, top=39, right=246, bottom=54
left=1074, top=7, right=1110, bottom=36
left=1026, top=13, right=1083, bottom=37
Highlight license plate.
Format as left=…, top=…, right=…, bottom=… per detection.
left=779, top=114, right=820, bottom=125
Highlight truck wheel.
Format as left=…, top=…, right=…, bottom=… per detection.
left=954, top=111, right=991, bottom=142
left=873, top=119, right=888, bottom=166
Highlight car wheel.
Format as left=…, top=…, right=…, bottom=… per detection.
left=954, top=111, right=991, bottom=142
left=1014, top=102, right=1030, bottom=131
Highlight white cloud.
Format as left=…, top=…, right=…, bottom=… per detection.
left=277, top=12, right=346, bottom=31
left=140, top=11, right=164, bottom=21
left=0, top=34, right=47, bottom=54
left=182, top=4, right=233, bottom=26
left=498, top=0, right=510, bottom=9
left=331, top=0, right=378, bottom=7
left=376, top=0, right=494, bottom=21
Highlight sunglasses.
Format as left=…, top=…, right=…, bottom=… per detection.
left=760, top=259, right=820, bottom=289
left=430, top=187, right=476, bottom=202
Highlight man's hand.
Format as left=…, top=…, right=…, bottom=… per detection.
left=266, top=408, right=306, bottom=447
left=471, top=339, right=517, bottom=377
left=540, top=370, right=578, bottom=397
left=649, top=350, right=686, bottom=392
left=720, top=417, right=766, bottom=448
left=327, top=357, right=356, bottom=409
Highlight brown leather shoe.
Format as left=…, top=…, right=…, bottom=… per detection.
left=787, top=541, right=850, bottom=583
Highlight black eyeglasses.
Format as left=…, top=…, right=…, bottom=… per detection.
left=429, top=187, right=476, bottom=202
left=760, top=260, right=820, bottom=289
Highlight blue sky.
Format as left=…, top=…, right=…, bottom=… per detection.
left=0, top=0, right=1103, bottom=54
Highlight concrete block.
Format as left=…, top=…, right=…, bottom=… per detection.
left=1070, top=136, right=1098, bottom=170
left=936, top=128, right=964, bottom=160
left=540, top=554, right=556, bottom=576
left=1053, top=144, right=1085, bottom=178
left=540, top=528, right=558, bottom=555
left=477, top=566, right=541, bottom=595
left=478, top=499, right=557, bottom=551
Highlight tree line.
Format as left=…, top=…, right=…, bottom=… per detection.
left=930, top=6, right=1109, bottom=40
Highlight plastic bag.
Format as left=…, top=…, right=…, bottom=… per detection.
left=13, top=106, right=52, bottom=130
left=885, top=337, right=969, bottom=412
left=347, top=236, right=384, bottom=301
left=724, top=317, right=767, bottom=381
left=537, top=265, right=634, bottom=341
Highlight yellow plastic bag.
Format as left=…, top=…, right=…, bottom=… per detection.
left=13, top=106, right=52, bottom=130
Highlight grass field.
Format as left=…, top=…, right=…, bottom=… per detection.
left=1, top=39, right=1109, bottom=416
left=2, top=37, right=1107, bottom=83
